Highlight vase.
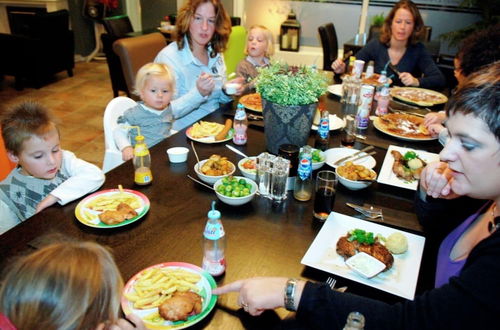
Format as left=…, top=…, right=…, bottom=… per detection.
left=262, top=99, right=317, bottom=154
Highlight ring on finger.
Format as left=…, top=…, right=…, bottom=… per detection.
left=241, top=301, right=249, bottom=309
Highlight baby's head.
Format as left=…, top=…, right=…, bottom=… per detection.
left=245, top=25, right=274, bottom=59
left=0, top=240, right=123, bottom=329
left=1, top=101, right=62, bottom=179
left=134, top=63, right=175, bottom=111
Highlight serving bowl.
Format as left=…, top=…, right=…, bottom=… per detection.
left=311, top=149, right=326, bottom=171
left=194, top=159, right=235, bottom=185
left=237, top=157, right=257, bottom=181
left=166, top=147, right=189, bottom=163
left=336, top=168, right=377, bottom=190
left=214, top=176, right=258, bottom=206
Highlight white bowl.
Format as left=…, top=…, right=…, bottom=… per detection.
left=166, top=147, right=189, bottom=163
left=214, top=176, right=258, bottom=206
left=336, top=167, right=377, bottom=191
left=325, top=147, right=376, bottom=169
left=224, top=82, right=241, bottom=95
left=237, top=157, right=257, bottom=181
left=194, top=159, right=235, bottom=185
left=311, top=149, right=326, bottom=171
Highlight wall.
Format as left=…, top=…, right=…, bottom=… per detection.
left=140, top=0, right=176, bottom=30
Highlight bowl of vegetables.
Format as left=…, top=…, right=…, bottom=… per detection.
left=214, top=176, right=258, bottom=206
left=238, top=157, right=257, bottom=181
left=311, top=149, right=326, bottom=171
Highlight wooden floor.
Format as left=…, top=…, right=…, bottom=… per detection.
left=0, top=61, right=115, bottom=168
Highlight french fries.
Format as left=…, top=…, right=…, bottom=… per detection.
left=85, top=193, right=140, bottom=212
left=190, top=121, right=224, bottom=138
left=124, top=267, right=201, bottom=310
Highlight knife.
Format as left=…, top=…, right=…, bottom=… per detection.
left=342, top=50, right=353, bottom=62
left=333, top=145, right=374, bottom=166
left=346, top=203, right=383, bottom=219
left=388, top=107, right=426, bottom=118
left=347, top=151, right=377, bottom=164
left=388, top=63, right=401, bottom=76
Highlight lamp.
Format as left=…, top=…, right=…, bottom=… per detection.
left=279, top=10, right=300, bottom=52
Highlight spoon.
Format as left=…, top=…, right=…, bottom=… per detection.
left=225, top=144, right=248, bottom=158
left=191, top=141, right=201, bottom=171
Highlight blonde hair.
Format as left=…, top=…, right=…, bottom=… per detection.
left=0, top=100, right=59, bottom=155
left=245, top=25, right=274, bottom=57
left=134, top=62, right=175, bottom=96
left=0, top=241, right=123, bottom=330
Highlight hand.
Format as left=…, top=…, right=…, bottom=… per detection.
left=424, top=112, right=446, bottom=127
left=331, top=59, right=346, bottom=74
left=399, top=72, right=419, bottom=86
left=427, top=124, right=445, bottom=137
left=227, top=77, right=246, bottom=96
left=213, top=277, right=290, bottom=316
left=122, top=146, right=134, bottom=161
left=196, top=72, right=215, bottom=96
left=420, top=162, right=460, bottom=199
left=106, top=314, right=146, bottom=330
left=35, top=194, right=59, bottom=213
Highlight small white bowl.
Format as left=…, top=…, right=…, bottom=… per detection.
left=237, top=157, right=257, bottom=181
left=166, top=147, right=189, bottom=163
left=194, top=159, right=235, bottom=185
left=214, top=176, right=258, bottom=206
left=311, top=149, right=326, bottom=171
left=346, top=252, right=386, bottom=278
left=224, top=82, right=241, bottom=95
left=336, top=168, right=377, bottom=191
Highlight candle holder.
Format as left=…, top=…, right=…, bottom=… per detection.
left=279, top=10, right=301, bottom=52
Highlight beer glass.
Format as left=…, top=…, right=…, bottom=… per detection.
left=313, top=171, right=338, bottom=221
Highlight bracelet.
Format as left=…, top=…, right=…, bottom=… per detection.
left=284, top=278, right=298, bottom=311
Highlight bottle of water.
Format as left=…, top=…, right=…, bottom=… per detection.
left=375, top=83, right=390, bottom=116
left=293, top=145, right=313, bottom=201
left=343, top=312, right=365, bottom=330
left=315, top=109, right=330, bottom=151
left=233, top=103, right=248, bottom=145
left=133, top=135, right=152, bottom=185
left=202, top=201, right=226, bottom=277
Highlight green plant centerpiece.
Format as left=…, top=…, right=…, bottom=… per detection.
left=255, top=62, right=328, bottom=154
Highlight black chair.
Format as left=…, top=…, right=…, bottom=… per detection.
left=318, top=23, right=338, bottom=72
left=101, top=15, right=134, bottom=97
left=0, top=9, right=74, bottom=90
left=230, top=17, right=241, bottom=26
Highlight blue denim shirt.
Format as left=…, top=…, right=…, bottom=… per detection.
left=155, top=37, right=232, bottom=131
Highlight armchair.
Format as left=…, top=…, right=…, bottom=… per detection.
left=0, top=9, right=74, bottom=90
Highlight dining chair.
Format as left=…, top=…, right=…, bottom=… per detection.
left=223, top=26, right=247, bottom=78
left=318, top=23, right=339, bottom=72
left=113, top=32, right=167, bottom=100
left=102, top=96, right=137, bottom=173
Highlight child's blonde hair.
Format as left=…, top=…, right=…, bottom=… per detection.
left=0, top=240, right=123, bottom=329
left=134, top=63, right=175, bottom=96
left=0, top=100, right=59, bottom=155
left=245, top=25, right=275, bottom=57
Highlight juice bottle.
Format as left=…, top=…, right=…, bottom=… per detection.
left=133, top=135, right=152, bottom=185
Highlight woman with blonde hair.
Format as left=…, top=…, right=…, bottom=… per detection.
left=155, top=0, right=244, bottom=131
left=332, top=0, right=445, bottom=89
left=0, top=240, right=145, bottom=330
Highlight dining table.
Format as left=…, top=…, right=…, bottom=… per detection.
left=0, top=91, right=444, bottom=329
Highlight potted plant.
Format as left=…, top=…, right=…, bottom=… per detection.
left=368, top=13, right=385, bottom=41
left=255, top=62, right=328, bottom=154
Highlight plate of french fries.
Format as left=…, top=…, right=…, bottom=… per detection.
left=121, top=262, right=217, bottom=329
left=74, top=187, right=150, bottom=228
left=186, top=120, right=234, bottom=143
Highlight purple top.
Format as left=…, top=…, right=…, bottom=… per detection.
left=435, top=202, right=491, bottom=287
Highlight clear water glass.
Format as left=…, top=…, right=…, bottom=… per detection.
left=256, top=152, right=275, bottom=197
left=270, top=157, right=290, bottom=202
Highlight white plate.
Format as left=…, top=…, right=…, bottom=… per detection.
left=327, top=84, right=343, bottom=97
left=311, top=114, right=346, bottom=131
left=186, top=126, right=234, bottom=144
left=377, top=145, right=439, bottom=190
left=301, top=212, right=425, bottom=300
left=325, top=148, right=376, bottom=169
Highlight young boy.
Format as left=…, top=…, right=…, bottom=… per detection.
left=0, top=101, right=105, bottom=234
left=114, top=63, right=175, bottom=161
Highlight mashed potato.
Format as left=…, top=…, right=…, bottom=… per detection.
left=386, top=232, right=408, bottom=254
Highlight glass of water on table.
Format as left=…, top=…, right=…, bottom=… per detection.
left=313, top=170, right=338, bottom=221
left=270, top=157, right=290, bottom=202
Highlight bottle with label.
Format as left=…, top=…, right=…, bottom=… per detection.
left=347, top=56, right=356, bottom=75
left=356, top=84, right=374, bottom=129
left=375, top=83, right=390, bottom=116
left=315, top=110, right=330, bottom=151
left=133, top=135, right=152, bottom=185
left=233, top=103, right=248, bottom=145
left=293, top=145, right=313, bottom=201
left=202, top=201, right=226, bottom=277
left=365, top=60, right=374, bottom=79
left=343, top=311, right=365, bottom=330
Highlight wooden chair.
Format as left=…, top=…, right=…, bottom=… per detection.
left=318, top=23, right=338, bottom=72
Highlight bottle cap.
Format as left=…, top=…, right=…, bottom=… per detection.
left=135, top=135, right=145, bottom=143
left=208, top=201, right=221, bottom=220
left=368, top=60, right=374, bottom=66
left=237, top=103, right=244, bottom=109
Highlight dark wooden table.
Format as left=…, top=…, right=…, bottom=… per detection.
left=0, top=95, right=441, bottom=329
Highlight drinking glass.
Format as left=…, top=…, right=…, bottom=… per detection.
left=270, top=157, right=290, bottom=202
left=341, top=115, right=356, bottom=147
left=256, top=152, right=275, bottom=197
left=313, top=171, right=338, bottom=221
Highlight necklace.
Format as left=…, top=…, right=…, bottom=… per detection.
left=487, top=203, right=500, bottom=234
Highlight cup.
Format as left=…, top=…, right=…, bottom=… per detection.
left=166, top=147, right=189, bottom=163
left=313, top=170, right=338, bottom=221
left=224, top=82, right=240, bottom=95
left=341, top=115, right=356, bottom=147
left=256, top=152, right=275, bottom=197
left=270, top=157, right=290, bottom=202
left=278, top=144, right=299, bottom=191
left=353, top=60, right=365, bottom=78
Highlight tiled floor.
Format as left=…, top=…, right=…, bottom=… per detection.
left=0, top=61, right=115, bottom=168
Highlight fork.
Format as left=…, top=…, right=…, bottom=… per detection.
left=326, top=277, right=337, bottom=290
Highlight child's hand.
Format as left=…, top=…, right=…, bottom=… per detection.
left=122, top=147, right=134, bottom=161
left=197, top=72, right=215, bottom=96
left=424, top=112, right=446, bottom=127
left=36, top=194, right=59, bottom=213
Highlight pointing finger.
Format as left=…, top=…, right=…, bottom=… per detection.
left=212, top=280, right=244, bottom=295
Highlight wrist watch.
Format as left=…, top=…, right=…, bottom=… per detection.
left=284, top=278, right=298, bottom=311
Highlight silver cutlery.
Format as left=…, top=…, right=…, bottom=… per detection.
left=190, top=141, right=202, bottom=172
left=247, top=114, right=263, bottom=121
left=225, top=144, right=248, bottom=158
left=333, top=145, right=375, bottom=166
left=389, top=106, right=426, bottom=118
left=326, top=277, right=336, bottom=290
left=388, top=63, right=401, bottom=76
left=346, top=203, right=383, bottom=220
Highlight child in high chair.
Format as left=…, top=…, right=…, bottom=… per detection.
left=236, top=25, right=274, bottom=94
left=0, top=101, right=105, bottom=234
left=114, top=63, right=175, bottom=161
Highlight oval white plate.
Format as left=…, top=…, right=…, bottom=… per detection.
left=325, top=147, right=376, bottom=169
left=311, top=114, right=346, bottom=131
left=327, top=84, right=343, bottom=97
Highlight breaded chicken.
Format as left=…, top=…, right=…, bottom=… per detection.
left=336, top=235, right=394, bottom=271
left=99, top=202, right=137, bottom=225
left=158, top=291, right=202, bottom=321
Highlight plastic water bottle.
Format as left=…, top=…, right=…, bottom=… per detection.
left=315, top=109, right=330, bottom=151
left=233, top=103, right=248, bottom=145
left=202, top=201, right=226, bottom=277
left=375, top=83, right=390, bottom=116
left=133, top=135, right=152, bottom=185
left=343, top=312, right=365, bottom=330
left=293, top=145, right=313, bottom=201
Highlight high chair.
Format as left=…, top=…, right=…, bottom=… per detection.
left=0, top=128, right=16, bottom=181
left=102, top=96, right=137, bottom=173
